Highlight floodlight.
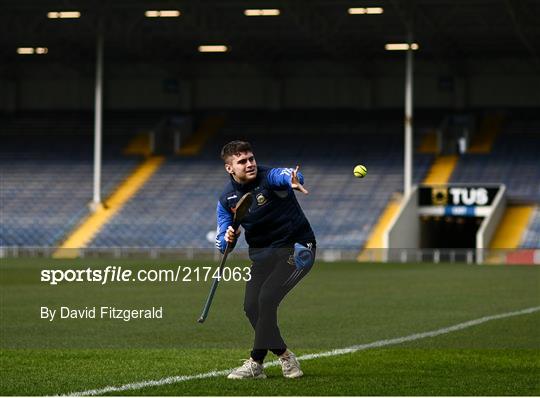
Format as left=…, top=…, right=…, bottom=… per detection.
left=244, top=9, right=280, bottom=16
left=385, top=43, right=419, bottom=51
left=198, top=45, right=228, bottom=53
left=145, top=10, right=181, bottom=18
left=47, top=11, right=81, bottom=19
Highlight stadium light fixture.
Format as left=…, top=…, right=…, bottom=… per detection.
left=385, top=43, right=419, bottom=51
left=17, top=47, right=34, bottom=55
left=17, top=47, right=48, bottom=55
left=47, top=11, right=81, bottom=19
left=348, top=7, right=384, bottom=15
left=145, top=10, right=181, bottom=18
left=198, top=45, right=229, bottom=53
left=244, top=9, right=281, bottom=16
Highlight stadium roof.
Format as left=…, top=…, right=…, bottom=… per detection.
left=1, top=0, right=539, bottom=69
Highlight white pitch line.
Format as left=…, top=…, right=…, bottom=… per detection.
left=65, top=305, right=540, bottom=396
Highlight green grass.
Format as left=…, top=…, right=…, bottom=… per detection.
left=1, top=259, right=539, bottom=395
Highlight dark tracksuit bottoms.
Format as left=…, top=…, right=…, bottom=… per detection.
left=243, top=247, right=316, bottom=362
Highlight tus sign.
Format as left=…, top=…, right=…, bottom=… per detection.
left=449, top=187, right=489, bottom=205
left=419, top=186, right=499, bottom=207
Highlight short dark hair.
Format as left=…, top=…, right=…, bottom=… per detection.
left=221, top=140, right=253, bottom=162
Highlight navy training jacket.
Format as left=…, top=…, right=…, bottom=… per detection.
left=215, top=166, right=315, bottom=256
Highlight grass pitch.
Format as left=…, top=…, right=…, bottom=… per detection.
left=1, top=259, right=539, bottom=395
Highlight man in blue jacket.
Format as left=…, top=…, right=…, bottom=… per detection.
left=216, top=140, right=316, bottom=379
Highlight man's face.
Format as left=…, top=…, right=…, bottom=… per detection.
left=225, top=151, right=257, bottom=183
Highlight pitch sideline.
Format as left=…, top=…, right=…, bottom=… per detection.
left=65, top=306, right=540, bottom=396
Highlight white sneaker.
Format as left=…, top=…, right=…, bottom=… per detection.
left=279, top=351, right=303, bottom=378
left=227, top=359, right=267, bottom=379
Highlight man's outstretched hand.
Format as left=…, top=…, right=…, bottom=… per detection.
left=291, top=165, right=309, bottom=195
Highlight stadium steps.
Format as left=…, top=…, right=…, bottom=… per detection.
left=422, top=155, right=458, bottom=184
left=53, top=156, right=165, bottom=258
left=417, top=129, right=438, bottom=153
left=177, top=115, right=225, bottom=156
left=124, top=133, right=152, bottom=156
left=357, top=198, right=401, bottom=261
left=468, top=113, right=504, bottom=154
left=358, top=150, right=454, bottom=260
left=489, top=205, right=535, bottom=249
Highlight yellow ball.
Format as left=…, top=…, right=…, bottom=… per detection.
left=353, top=165, right=367, bottom=178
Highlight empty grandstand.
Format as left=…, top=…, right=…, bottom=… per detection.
left=450, top=118, right=540, bottom=203
left=0, top=112, right=157, bottom=247
left=91, top=112, right=434, bottom=250
left=2, top=110, right=539, bottom=255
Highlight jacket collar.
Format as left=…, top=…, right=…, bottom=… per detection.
left=229, top=167, right=261, bottom=192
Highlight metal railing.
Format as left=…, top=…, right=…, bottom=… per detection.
left=1, top=246, right=538, bottom=265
